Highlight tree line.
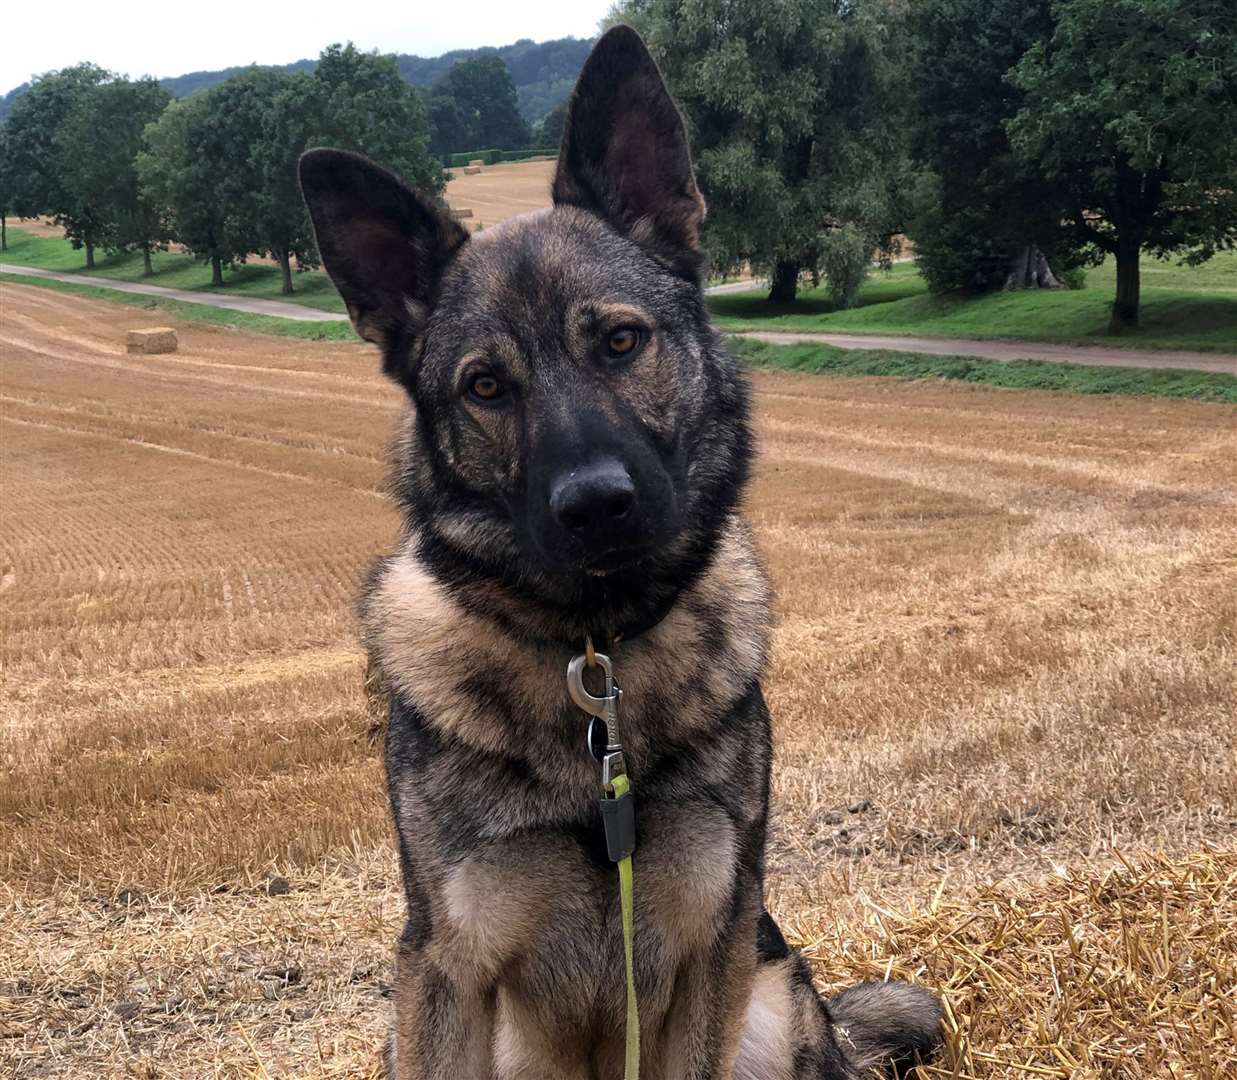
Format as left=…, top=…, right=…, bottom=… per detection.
left=0, top=36, right=595, bottom=126
left=2, top=1, right=1234, bottom=327
left=614, top=0, right=1236, bottom=331
left=0, top=44, right=542, bottom=292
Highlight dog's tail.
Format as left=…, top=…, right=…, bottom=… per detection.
left=828, top=980, right=943, bottom=1078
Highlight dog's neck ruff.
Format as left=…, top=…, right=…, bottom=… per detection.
left=363, top=514, right=772, bottom=758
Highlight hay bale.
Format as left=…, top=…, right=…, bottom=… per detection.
left=462, top=166, right=482, bottom=175
left=126, top=328, right=178, bottom=355
left=468, top=158, right=485, bottom=167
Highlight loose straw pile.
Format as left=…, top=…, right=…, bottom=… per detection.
left=798, top=850, right=1236, bottom=1079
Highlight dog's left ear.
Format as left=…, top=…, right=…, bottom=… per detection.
left=553, top=25, right=705, bottom=277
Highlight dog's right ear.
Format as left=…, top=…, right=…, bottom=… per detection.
left=299, top=148, right=468, bottom=383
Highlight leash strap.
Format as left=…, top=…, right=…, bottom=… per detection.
left=566, top=649, right=639, bottom=1078
left=607, top=773, right=639, bottom=1079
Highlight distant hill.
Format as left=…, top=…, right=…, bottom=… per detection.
left=397, top=37, right=592, bottom=121
left=0, top=81, right=31, bottom=122
left=0, top=37, right=592, bottom=124
left=158, top=58, right=318, bottom=101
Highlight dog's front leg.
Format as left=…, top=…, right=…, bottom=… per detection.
left=388, top=932, right=496, bottom=1080
left=660, top=884, right=759, bottom=1080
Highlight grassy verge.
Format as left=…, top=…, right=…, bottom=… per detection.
left=8, top=270, right=1233, bottom=400
left=0, top=272, right=357, bottom=341
left=710, top=252, right=1237, bottom=353
left=729, top=335, right=1237, bottom=403
left=2, top=227, right=345, bottom=313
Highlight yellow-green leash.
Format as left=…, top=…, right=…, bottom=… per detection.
left=609, top=773, right=640, bottom=1078
left=567, top=649, right=640, bottom=1080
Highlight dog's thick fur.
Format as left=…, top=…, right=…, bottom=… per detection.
left=300, top=26, right=941, bottom=1080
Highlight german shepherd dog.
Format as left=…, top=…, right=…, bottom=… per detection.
left=299, top=25, right=941, bottom=1080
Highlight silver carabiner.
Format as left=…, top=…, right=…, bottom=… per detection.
left=567, top=651, right=626, bottom=787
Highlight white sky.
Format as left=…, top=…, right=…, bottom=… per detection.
left=2, top=0, right=612, bottom=94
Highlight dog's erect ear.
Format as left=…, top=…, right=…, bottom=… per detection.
left=299, top=148, right=468, bottom=381
left=553, top=25, right=705, bottom=277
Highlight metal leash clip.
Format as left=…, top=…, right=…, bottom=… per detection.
left=566, top=645, right=640, bottom=1075
left=567, top=650, right=626, bottom=789
left=567, top=648, right=636, bottom=865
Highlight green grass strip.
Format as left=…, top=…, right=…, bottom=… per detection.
left=2, top=227, right=345, bottom=313
left=728, top=336, right=1237, bottom=404
left=6, top=271, right=1232, bottom=401
left=708, top=252, right=1237, bottom=353
left=0, top=272, right=357, bottom=341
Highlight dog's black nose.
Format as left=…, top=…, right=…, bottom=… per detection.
left=550, top=461, right=639, bottom=548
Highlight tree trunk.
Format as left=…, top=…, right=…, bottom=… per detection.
left=210, top=254, right=224, bottom=287
left=1, top=213, right=6, bottom=252
left=768, top=261, right=800, bottom=304
left=277, top=248, right=294, bottom=295
left=85, top=238, right=96, bottom=270
left=142, top=244, right=153, bottom=277
left=1004, top=245, right=1062, bottom=290
left=1110, top=240, right=1141, bottom=333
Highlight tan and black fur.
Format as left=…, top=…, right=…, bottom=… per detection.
left=300, top=25, right=941, bottom=1080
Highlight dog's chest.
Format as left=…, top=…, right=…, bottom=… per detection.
left=438, top=788, right=740, bottom=1016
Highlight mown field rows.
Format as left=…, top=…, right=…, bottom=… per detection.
left=1, top=282, right=1235, bottom=1077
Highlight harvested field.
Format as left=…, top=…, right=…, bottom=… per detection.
left=444, top=158, right=554, bottom=230
left=1, top=281, right=1235, bottom=1078
left=5, top=216, right=64, bottom=239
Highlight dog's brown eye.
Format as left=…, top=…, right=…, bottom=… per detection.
left=467, top=373, right=505, bottom=403
left=606, top=328, right=642, bottom=359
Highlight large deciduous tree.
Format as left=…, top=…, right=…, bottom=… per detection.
left=534, top=100, right=568, bottom=150
left=611, top=1, right=910, bottom=303
left=313, top=43, right=442, bottom=195
left=905, top=0, right=1088, bottom=294
left=58, top=77, right=172, bottom=275
left=137, top=93, right=256, bottom=286
left=426, top=55, right=532, bottom=157
left=207, top=68, right=324, bottom=294
left=1008, top=0, right=1237, bottom=331
left=0, top=124, right=12, bottom=251
left=4, top=63, right=112, bottom=266
left=166, top=68, right=322, bottom=295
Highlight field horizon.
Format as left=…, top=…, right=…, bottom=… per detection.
left=2, top=282, right=1235, bottom=1077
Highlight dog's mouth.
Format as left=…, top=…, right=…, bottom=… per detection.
left=583, top=546, right=647, bottom=577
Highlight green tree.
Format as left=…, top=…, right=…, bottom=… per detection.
left=4, top=63, right=112, bottom=266
left=612, top=1, right=910, bottom=303
left=906, top=0, right=1088, bottom=294
left=0, top=124, right=12, bottom=251
left=313, top=43, right=442, bottom=195
left=535, top=100, right=568, bottom=149
left=58, top=77, right=172, bottom=275
left=1008, top=0, right=1237, bottom=331
left=204, top=68, right=323, bottom=294
left=426, top=55, right=531, bottom=157
left=138, top=94, right=255, bottom=286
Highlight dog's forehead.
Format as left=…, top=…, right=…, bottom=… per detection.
left=437, top=206, right=669, bottom=324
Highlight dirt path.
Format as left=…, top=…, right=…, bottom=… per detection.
left=731, top=330, right=1236, bottom=374
left=0, top=263, right=346, bottom=322
left=4, top=262, right=1233, bottom=373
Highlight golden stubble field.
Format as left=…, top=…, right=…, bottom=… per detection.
left=444, top=159, right=556, bottom=230
left=1, top=281, right=1235, bottom=1078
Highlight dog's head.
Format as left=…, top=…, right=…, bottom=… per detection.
left=301, top=27, right=752, bottom=641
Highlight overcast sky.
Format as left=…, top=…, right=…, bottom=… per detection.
left=2, top=0, right=612, bottom=94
